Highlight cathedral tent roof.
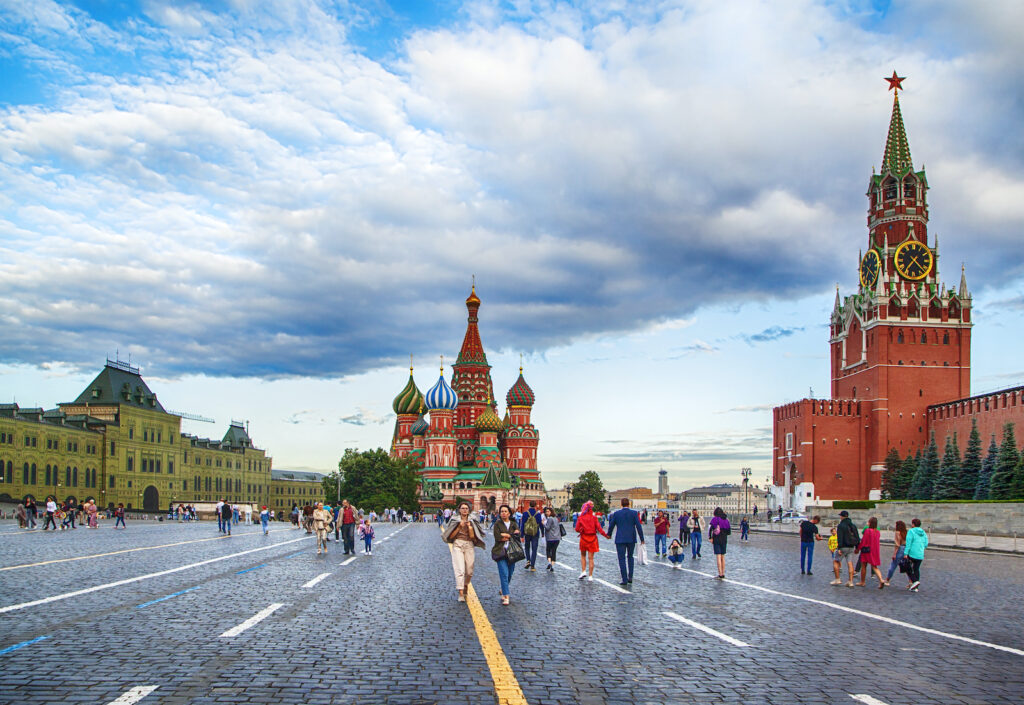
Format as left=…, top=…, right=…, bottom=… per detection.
left=67, top=360, right=165, bottom=412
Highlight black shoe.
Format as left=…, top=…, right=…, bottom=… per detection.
left=619, top=582, right=628, bottom=586
left=807, top=571, right=813, bottom=576
left=627, top=580, right=633, bottom=584
left=801, top=570, right=805, bottom=574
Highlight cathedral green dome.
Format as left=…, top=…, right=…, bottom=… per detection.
left=392, top=373, right=424, bottom=415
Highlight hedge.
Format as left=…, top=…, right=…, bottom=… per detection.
left=832, top=500, right=876, bottom=510
left=877, top=499, right=1024, bottom=504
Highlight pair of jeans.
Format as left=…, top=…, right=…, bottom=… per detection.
left=741, top=526, right=749, bottom=540
left=217, top=515, right=223, bottom=532
left=261, top=517, right=269, bottom=534
left=341, top=523, right=356, bottom=554
left=887, top=546, right=905, bottom=580
left=907, top=557, right=922, bottom=584
left=669, top=553, right=684, bottom=565
left=524, top=535, right=539, bottom=567
left=545, top=540, right=560, bottom=562
left=363, top=537, right=372, bottom=552
left=800, top=541, right=815, bottom=572
left=691, top=531, right=702, bottom=557
left=615, top=542, right=636, bottom=583
left=496, top=558, right=514, bottom=596
left=680, top=528, right=689, bottom=545
left=43, top=513, right=57, bottom=530
left=654, top=534, right=667, bottom=555
left=114, top=516, right=125, bottom=528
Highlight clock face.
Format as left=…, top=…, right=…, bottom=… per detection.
left=860, top=249, right=881, bottom=289
left=893, top=239, right=933, bottom=280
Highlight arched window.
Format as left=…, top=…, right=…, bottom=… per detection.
left=23, top=462, right=29, bottom=484
left=897, top=330, right=904, bottom=343
left=943, top=332, right=949, bottom=344
left=852, top=387, right=857, bottom=399
left=883, top=177, right=898, bottom=201
left=903, top=177, right=916, bottom=199
left=920, top=331, right=927, bottom=343
left=72, top=467, right=78, bottom=487
left=5, top=460, right=11, bottom=483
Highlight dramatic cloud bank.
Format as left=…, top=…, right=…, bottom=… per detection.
left=2, top=0, right=1023, bottom=380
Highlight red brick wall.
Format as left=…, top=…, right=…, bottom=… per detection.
left=928, top=387, right=1024, bottom=449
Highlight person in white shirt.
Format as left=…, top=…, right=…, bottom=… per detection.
left=215, top=500, right=225, bottom=532
left=44, top=497, right=59, bottom=531
left=244, top=505, right=253, bottom=525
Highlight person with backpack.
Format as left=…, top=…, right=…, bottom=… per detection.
left=688, top=510, right=705, bottom=559
left=519, top=501, right=543, bottom=572
left=542, top=507, right=562, bottom=572
left=709, top=507, right=731, bottom=579
left=220, top=500, right=233, bottom=536
left=833, top=510, right=860, bottom=587
left=260, top=505, right=270, bottom=535
left=904, top=518, right=929, bottom=592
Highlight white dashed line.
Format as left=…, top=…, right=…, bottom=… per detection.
left=219, top=603, right=285, bottom=638
left=341, top=556, right=357, bottom=566
left=0, top=535, right=312, bottom=615
left=664, top=610, right=749, bottom=647
left=554, top=561, right=631, bottom=594
left=104, top=685, right=159, bottom=705
left=849, top=695, right=889, bottom=705
left=302, top=572, right=331, bottom=588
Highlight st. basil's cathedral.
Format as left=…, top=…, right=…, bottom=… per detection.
left=388, top=285, right=546, bottom=511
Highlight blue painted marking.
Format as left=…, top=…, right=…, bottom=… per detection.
left=135, top=586, right=200, bottom=609
left=235, top=563, right=267, bottom=574
left=0, top=635, right=50, bottom=655
left=285, top=551, right=305, bottom=559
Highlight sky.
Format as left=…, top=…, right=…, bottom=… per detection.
left=2, top=0, right=1024, bottom=492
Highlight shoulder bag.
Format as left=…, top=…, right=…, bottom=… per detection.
left=559, top=523, right=567, bottom=537
left=505, top=536, right=526, bottom=563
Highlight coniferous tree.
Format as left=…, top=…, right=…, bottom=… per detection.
left=894, top=451, right=918, bottom=500
left=974, top=435, right=998, bottom=500
left=933, top=435, right=961, bottom=499
left=989, top=423, right=1020, bottom=500
left=908, top=433, right=939, bottom=500
left=881, top=447, right=903, bottom=499
left=959, top=420, right=983, bottom=499
left=1013, top=453, right=1024, bottom=500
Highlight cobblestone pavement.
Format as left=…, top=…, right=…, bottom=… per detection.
left=1, top=520, right=1022, bottom=704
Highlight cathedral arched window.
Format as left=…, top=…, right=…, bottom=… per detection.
left=883, top=177, right=897, bottom=201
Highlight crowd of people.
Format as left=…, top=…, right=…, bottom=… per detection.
left=799, top=511, right=930, bottom=591
left=12, top=496, right=107, bottom=530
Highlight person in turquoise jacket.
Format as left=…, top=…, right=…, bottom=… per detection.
left=904, top=518, right=929, bottom=592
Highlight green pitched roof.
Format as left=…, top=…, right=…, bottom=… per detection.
left=881, top=94, right=913, bottom=175
left=222, top=422, right=252, bottom=448
left=68, top=361, right=165, bottom=412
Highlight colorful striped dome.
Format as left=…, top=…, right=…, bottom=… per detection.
left=505, top=372, right=535, bottom=407
left=392, top=373, right=424, bottom=414
left=410, top=414, right=429, bottom=435
left=475, top=405, right=503, bottom=433
left=425, top=373, right=458, bottom=410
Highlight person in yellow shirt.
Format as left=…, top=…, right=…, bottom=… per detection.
left=828, top=527, right=842, bottom=585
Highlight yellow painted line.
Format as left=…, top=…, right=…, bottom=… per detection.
left=464, top=584, right=528, bottom=705
left=0, top=530, right=281, bottom=572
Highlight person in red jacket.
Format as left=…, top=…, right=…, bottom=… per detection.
left=575, top=501, right=609, bottom=581
left=653, top=511, right=670, bottom=557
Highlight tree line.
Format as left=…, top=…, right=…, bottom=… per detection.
left=881, top=421, right=1024, bottom=501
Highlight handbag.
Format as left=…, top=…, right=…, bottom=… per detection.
left=491, top=544, right=507, bottom=562
left=505, top=537, right=526, bottom=564
left=559, top=523, right=566, bottom=537
left=636, top=543, right=648, bottom=566
left=898, top=555, right=911, bottom=573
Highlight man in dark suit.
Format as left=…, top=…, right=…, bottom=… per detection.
left=607, top=498, right=645, bottom=586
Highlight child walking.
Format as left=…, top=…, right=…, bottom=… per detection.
left=358, top=518, right=375, bottom=555
left=828, top=527, right=842, bottom=585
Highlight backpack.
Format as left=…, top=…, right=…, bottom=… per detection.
left=524, top=513, right=538, bottom=537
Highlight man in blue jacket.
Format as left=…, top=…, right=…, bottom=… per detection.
left=519, top=501, right=543, bottom=571
left=608, top=498, right=645, bottom=586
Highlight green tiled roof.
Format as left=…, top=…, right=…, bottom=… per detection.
left=68, top=361, right=165, bottom=412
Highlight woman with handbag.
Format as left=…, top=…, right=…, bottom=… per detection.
left=709, top=507, right=731, bottom=579
left=492, top=504, right=523, bottom=605
left=885, top=520, right=908, bottom=586
left=443, top=502, right=487, bottom=602
left=574, top=500, right=609, bottom=581
left=856, top=516, right=886, bottom=588
left=542, top=507, right=563, bottom=572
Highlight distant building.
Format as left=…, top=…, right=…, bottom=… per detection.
left=270, top=469, right=327, bottom=514
left=680, top=483, right=760, bottom=517
left=607, top=487, right=654, bottom=504
left=657, top=468, right=669, bottom=498
left=546, top=485, right=570, bottom=510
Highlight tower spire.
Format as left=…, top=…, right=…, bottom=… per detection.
left=882, top=73, right=913, bottom=175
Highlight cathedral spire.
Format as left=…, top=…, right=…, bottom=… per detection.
left=882, top=73, right=913, bottom=175
left=457, top=282, right=487, bottom=365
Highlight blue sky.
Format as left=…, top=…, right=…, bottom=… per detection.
left=2, top=0, right=1024, bottom=491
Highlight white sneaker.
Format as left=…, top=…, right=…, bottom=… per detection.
left=830, top=579, right=842, bottom=585
left=908, top=580, right=920, bottom=590
left=587, top=575, right=594, bottom=582
left=578, top=572, right=586, bottom=580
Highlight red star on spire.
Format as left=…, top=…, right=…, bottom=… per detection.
left=885, top=70, right=906, bottom=93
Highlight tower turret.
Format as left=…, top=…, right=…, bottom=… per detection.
left=451, top=281, right=497, bottom=466
left=423, top=363, right=458, bottom=475
left=390, top=360, right=424, bottom=459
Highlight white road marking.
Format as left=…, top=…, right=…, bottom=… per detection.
left=664, top=611, right=749, bottom=647
left=849, top=695, right=889, bottom=705
left=219, top=603, right=285, bottom=638
left=649, top=560, right=1024, bottom=657
left=302, top=572, right=331, bottom=588
left=105, top=685, right=159, bottom=705
left=0, top=535, right=312, bottom=615
left=341, top=556, right=357, bottom=566
left=554, top=561, right=631, bottom=593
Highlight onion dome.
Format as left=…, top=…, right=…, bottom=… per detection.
left=425, top=372, right=458, bottom=410
left=475, top=403, right=503, bottom=433
left=410, top=414, right=429, bottom=436
left=505, top=369, right=535, bottom=407
left=392, top=371, right=424, bottom=414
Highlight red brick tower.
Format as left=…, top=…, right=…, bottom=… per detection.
left=451, top=283, right=496, bottom=466
left=504, top=364, right=541, bottom=488
left=830, top=72, right=972, bottom=475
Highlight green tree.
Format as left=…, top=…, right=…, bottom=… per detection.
left=880, top=447, right=903, bottom=499
left=959, top=420, right=982, bottom=499
left=568, top=470, right=609, bottom=514
left=891, top=451, right=918, bottom=500
left=1013, top=454, right=1024, bottom=500
left=974, top=435, right=998, bottom=500
left=908, top=432, right=938, bottom=500
left=989, top=424, right=1020, bottom=500
left=325, top=448, right=421, bottom=512
left=933, top=435, right=961, bottom=499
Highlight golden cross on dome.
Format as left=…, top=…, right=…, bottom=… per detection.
left=885, top=70, right=906, bottom=94
left=409, top=353, right=414, bottom=374
left=519, top=353, right=523, bottom=374
left=440, top=354, right=444, bottom=373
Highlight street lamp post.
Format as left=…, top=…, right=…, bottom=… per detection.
left=740, top=467, right=751, bottom=516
